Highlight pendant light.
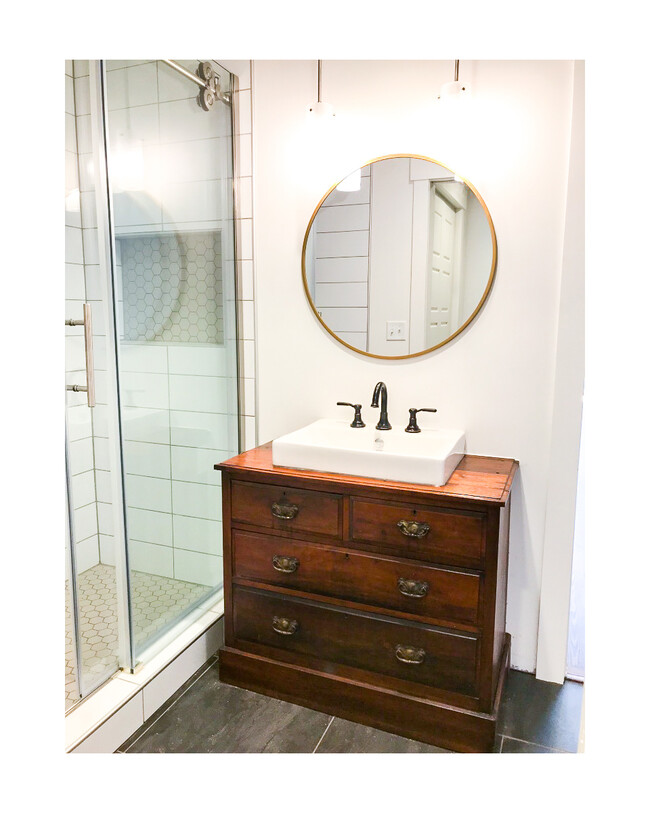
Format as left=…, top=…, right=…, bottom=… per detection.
left=438, top=60, right=470, bottom=100
left=307, top=60, right=335, bottom=119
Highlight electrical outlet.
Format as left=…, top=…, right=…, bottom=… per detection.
left=386, top=321, right=406, bottom=341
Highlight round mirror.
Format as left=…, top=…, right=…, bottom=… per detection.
left=302, top=155, right=497, bottom=359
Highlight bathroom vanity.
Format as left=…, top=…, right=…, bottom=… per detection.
left=216, top=444, right=517, bottom=753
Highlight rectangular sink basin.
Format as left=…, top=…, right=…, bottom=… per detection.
left=272, top=419, right=466, bottom=487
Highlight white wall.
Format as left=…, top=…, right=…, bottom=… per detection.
left=251, top=60, right=581, bottom=674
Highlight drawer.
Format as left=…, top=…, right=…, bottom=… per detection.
left=233, top=586, right=479, bottom=696
left=351, top=498, right=486, bottom=569
left=233, top=530, right=481, bottom=627
left=231, top=481, right=342, bottom=538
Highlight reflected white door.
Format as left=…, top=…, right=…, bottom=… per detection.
left=426, top=189, right=457, bottom=346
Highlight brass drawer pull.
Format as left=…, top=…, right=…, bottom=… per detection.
left=272, top=555, right=299, bottom=573
left=397, top=519, right=430, bottom=538
left=271, top=501, right=299, bottom=520
left=397, top=577, right=429, bottom=598
left=395, top=644, right=425, bottom=664
left=272, top=616, right=299, bottom=635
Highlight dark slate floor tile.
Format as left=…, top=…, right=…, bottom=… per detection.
left=501, top=736, right=567, bottom=754
left=497, top=670, right=583, bottom=753
left=315, top=716, right=450, bottom=753
left=122, top=661, right=331, bottom=753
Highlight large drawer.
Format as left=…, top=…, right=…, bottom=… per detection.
left=233, top=530, right=481, bottom=627
left=231, top=481, right=342, bottom=538
left=351, top=498, right=486, bottom=569
left=233, top=586, right=479, bottom=696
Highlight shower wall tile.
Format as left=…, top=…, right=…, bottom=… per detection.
left=119, top=407, right=170, bottom=443
left=237, top=260, right=254, bottom=301
left=95, top=469, right=112, bottom=503
left=123, top=440, right=171, bottom=479
left=75, top=534, right=101, bottom=573
left=167, top=345, right=228, bottom=377
left=170, top=410, right=230, bottom=450
left=76, top=114, right=93, bottom=154
left=66, top=263, right=86, bottom=300
left=65, top=74, right=74, bottom=114
left=157, top=60, right=199, bottom=103
left=154, top=138, right=225, bottom=184
left=74, top=503, right=98, bottom=543
left=68, top=437, right=94, bottom=476
left=129, top=539, right=174, bottom=579
left=71, top=471, right=97, bottom=510
left=172, top=514, right=222, bottom=556
left=120, top=371, right=170, bottom=410
left=73, top=60, right=89, bottom=78
left=97, top=501, right=114, bottom=536
left=66, top=226, right=84, bottom=265
left=66, top=112, right=77, bottom=153
left=169, top=374, right=228, bottom=414
left=107, top=62, right=158, bottom=111
left=99, top=534, right=115, bottom=565
left=171, top=445, right=228, bottom=485
left=67, top=404, right=93, bottom=443
left=108, top=105, right=160, bottom=151
left=173, top=549, right=223, bottom=588
left=74, top=76, right=91, bottom=116
left=172, top=481, right=221, bottom=522
left=161, top=180, right=223, bottom=225
left=126, top=474, right=172, bottom=513
left=128, top=507, right=173, bottom=546
left=119, top=344, right=168, bottom=374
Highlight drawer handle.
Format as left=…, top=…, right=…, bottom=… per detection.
left=271, top=501, right=300, bottom=520
left=395, top=644, right=425, bottom=665
left=397, top=519, right=430, bottom=538
left=272, top=616, right=299, bottom=635
left=272, top=554, right=299, bottom=573
left=397, top=577, right=429, bottom=598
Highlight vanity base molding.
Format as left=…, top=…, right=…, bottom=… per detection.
left=216, top=444, right=518, bottom=754
left=219, top=635, right=510, bottom=754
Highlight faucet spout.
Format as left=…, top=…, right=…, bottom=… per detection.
left=371, top=382, right=392, bottom=430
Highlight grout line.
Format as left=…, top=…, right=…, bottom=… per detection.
left=500, top=734, right=568, bottom=753
left=312, top=716, right=335, bottom=753
left=122, top=658, right=217, bottom=752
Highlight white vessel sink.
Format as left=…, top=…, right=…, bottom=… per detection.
left=272, top=418, right=466, bottom=487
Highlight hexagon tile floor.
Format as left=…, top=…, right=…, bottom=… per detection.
left=65, top=563, right=208, bottom=710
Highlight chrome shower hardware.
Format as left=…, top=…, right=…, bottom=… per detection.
left=161, top=60, right=231, bottom=111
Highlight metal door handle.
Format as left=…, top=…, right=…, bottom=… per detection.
left=65, top=303, right=96, bottom=408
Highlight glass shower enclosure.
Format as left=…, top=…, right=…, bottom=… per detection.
left=65, top=60, right=239, bottom=709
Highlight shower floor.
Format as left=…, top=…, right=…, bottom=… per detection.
left=65, top=563, right=208, bottom=710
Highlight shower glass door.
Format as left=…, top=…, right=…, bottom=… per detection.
left=65, top=58, right=238, bottom=709
left=102, top=59, right=238, bottom=660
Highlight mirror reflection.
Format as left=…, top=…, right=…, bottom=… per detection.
left=303, top=156, right=496, bottom=358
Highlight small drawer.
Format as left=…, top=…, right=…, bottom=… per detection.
left=233, top=530, right=481, bottom=627
left=231, top=481, right=342, bottom=538
left=351, top=498, right=486, bottom=569
left=233, top=587, right=479, bottom=696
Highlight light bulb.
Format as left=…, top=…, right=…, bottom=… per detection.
left=437, top=80, right=471, bottom=101
left=337, top=168, right=361, bottom=192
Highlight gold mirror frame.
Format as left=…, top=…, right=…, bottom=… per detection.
left=301, top=154, right=498, bottom=360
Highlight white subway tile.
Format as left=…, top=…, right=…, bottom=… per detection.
left=123, top=440, right=171, bottom=479
left=93, top=436, right=111, bottom=470
left=112, top=189, right=163, bottom=230
left=74, top=76, right=91, bottom=116
left=95, top=469, right=113, bottom=503
left=237, top=260, right=254, bottom=300
left=80, top=190, right=98, bottom=229
left=107, top=62, right=158, bottom=110
left=108, top=104, right=160, bottom=150
left=99, top=534, right=115, bottom=566
left=172, top=514, right=222, bottom=555
left=222, top=60, right=250, bottom=90
left=127, top=507, right=173, bottom=546
left=120, top=372, right=169, bottom=409
left=336, top=332, right=368, bottom=352
left=169, top=375, right=228, bottom=413
left=167, top=345, right=228, bottom=377
left=241, top=339, right=256, bottom=379
left=71, top=471, right=96, bottom=509
left=65, top=75, right=74, bottom=114
left=157, top=60, right=199, bottom=102
left=243, top=416, right=257, bottom=451
left=238, top=300, right=255, bottom=340
left=236, top=133, right=251, bottom=177
left=118, top=344, right=168, bottom=374
left=172, top=480, right=221, bottom=521
left=242, top=377, right=256, bottom=417
left=159, top=97, right=230, bottom=143
left=66, top=263, right=86, bottom=300
left=125, top=474, right=172, bottom=513
left=68, top=437, right=94, bottom=476
left=76, top=114, right=93, bottom=154
left=171, top=445, right=228, bottom=485
left=161, top=180, right=223, bottom=225
left=321, top=176, right=370, bottom=206
left=129, top=539, right=174, bottom=578
left=82, top=228, right=99, bottom=264
left=65, top=112, right=77, bottom=153
left=173, top=549, right=223, bottom=587
left=74, top=534, right=100, bottom=572
left=66, top=334, right=86, bottom=373
left=65, top=226, right=84, bottom=265
left=97, top=501, right=114, bottom=536
left=67, top=404, right=93, bottom=443
left=73, top=60, right=90, bottom=78
left=170, top=411, right=230, bottom=450
left=73, top=503, right=98, bottom=543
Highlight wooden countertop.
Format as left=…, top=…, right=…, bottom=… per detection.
left=216, top=443, right=518, bottom=507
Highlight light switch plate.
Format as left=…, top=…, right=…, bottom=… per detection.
left=386, top=321, right=406, bottom=341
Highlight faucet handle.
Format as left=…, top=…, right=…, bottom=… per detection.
left=337, top=402, right=366, bottom=428
left=405, top=407, right=437, bottom=433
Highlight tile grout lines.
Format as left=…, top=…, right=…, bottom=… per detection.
left=312, top=717, right=335, bottom=753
